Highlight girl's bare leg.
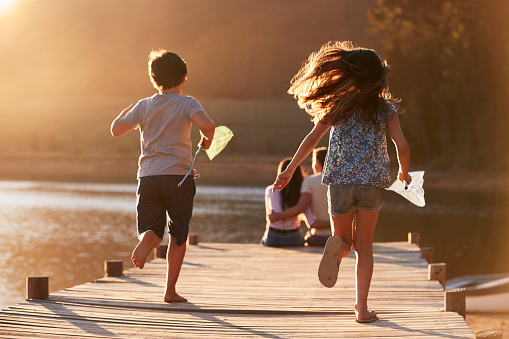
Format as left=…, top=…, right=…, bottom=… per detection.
left=330, top=212, right=355, bottom=258
left=318, top=212, right=355, bottom=288
left=353, top=210, right=379, bottom=321
left=164, top=235, right=187, bottom=302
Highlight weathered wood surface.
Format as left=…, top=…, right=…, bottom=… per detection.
left=0, top=242, right=473, bottom=338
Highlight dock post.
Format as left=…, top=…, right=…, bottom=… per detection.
left=26, top=277, right=49, bottom=300
left=420, top=247, right=433, bottom=263
left=188, top=233, right=199, bottom=245
left=428, top=263, right=446, bottom=289
left=444, top=288, right=466, bottom=319
left=408, top=232, right=421, bottom=247
left=154, top=244, right=168, bottom=259
left=104, top=260, right=123, bottom=277
left=475, top=331, right=503, bottom=338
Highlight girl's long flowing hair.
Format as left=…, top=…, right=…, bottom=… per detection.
left=278, top=158, right=305, bottom=210
left=288, top=41, right=401, bottom=128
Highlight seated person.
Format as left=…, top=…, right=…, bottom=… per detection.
left=269, top=147, right=331, bottom=246
left=261, top=158, right=314, bottom=247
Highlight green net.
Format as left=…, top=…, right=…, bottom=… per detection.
left=201, top=126, right=234, bottom=160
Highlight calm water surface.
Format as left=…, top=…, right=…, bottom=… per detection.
left=0, top=180, right=506, bottom=309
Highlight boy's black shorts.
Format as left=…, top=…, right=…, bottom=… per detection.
left=136, top=175, right=195, bottom=246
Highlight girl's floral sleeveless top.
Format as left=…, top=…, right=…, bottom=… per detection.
left=322, top=105, right=397, bottom=188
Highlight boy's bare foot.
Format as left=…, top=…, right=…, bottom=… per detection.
left=164, top=292, right=187, bottom=303
left=132, top=230, right=161, bottom=269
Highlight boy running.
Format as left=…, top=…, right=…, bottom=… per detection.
left=111, top=49, right=215, bottom=302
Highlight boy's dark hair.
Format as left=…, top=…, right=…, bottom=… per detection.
left=148, top=50, right=187, bottom=90
left=313, top=147, right=327, bottom=167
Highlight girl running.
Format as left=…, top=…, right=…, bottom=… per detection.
left=273, top=41, right=411, bottom=323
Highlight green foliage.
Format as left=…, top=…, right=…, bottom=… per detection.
left=369, top=0, right=509, bottom=170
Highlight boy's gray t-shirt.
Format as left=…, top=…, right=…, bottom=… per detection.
left=123, top=93, right=204, bottom=178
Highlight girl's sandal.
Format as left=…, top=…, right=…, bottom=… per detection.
left=318, top=236, right=342, bottom=288
left=356, top=310, right=379, bottom=323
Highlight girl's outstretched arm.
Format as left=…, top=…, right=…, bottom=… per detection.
left=387, top=113, right=411, bottom=185
left=273, top=121, right=330, bottom=191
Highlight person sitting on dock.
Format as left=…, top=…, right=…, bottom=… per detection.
left=110, top=49, right=215, bottom=303
left=262, top=158, right=314, bottom=247
left=268, top=147, right=331, bottom=246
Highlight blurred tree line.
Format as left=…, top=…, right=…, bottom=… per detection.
left=1, top=0, right=507, bottom=171
left=369, top=0, right=509, bottom=170
left=0, top=0, right=378, bottom=159
left=0, top=0, right=377, bottom=100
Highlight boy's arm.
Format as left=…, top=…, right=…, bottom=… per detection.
left=387, top=113, right=411, bottom=185
left=191, top=111, right=215, bottom=150
left=269, top=192, right=311, bottom=222
left=273, top=121, right=330, bottom=191
left=111, top=103, right=135, bottom=137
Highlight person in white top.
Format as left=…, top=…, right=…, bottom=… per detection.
left=262, top=158, right=315, bottom=247
left=269, top=148, right=331, bottom=246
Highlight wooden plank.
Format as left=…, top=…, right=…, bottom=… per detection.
left=0, top=311, right=473, bottom=338
left=0, top=242, right=473, bottom=338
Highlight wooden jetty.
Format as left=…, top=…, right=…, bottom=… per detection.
left=0, top=240, right=475, bottom=338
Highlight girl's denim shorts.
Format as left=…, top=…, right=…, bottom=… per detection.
left=328, top=184, right=383, bottom=217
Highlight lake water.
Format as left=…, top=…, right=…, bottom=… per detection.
left=0, top=180, right=507, bottom=310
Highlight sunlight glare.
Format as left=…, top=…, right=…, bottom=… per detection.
left=0, top=0, right=20, bottom=17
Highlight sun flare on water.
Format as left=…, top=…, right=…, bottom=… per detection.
left=0, top=0, right=20, bottom=17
